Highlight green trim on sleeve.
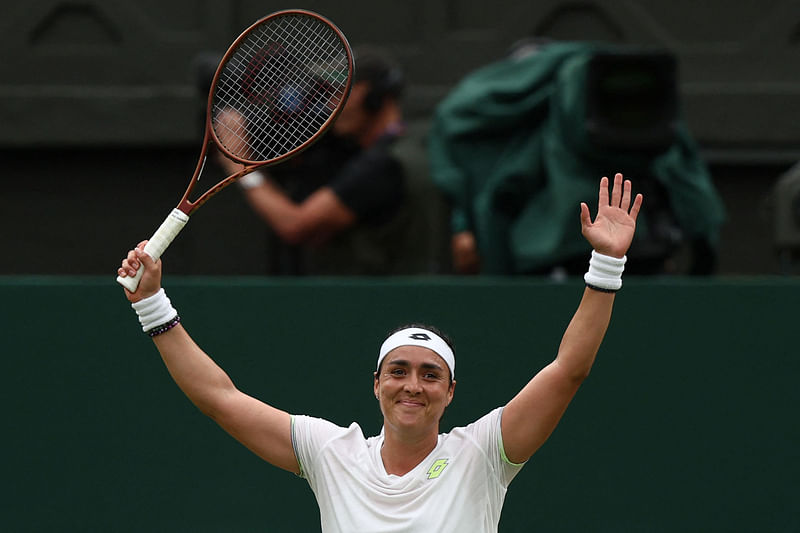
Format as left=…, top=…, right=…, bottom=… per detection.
left=290, top=415, right=306, bottom=478
left=498, top=408, right=527, bottom=467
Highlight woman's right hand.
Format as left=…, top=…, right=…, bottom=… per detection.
left=117, top=240, right=163, bottom=303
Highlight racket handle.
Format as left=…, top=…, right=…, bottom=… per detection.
left=116, top=208, right=190, bottom=292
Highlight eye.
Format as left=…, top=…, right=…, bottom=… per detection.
left=390, top=368, right=406, bottom=376
left=424, top=372, right=440, bottom=380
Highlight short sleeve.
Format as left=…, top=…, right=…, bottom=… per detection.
left=291, top=415, right=346, bottom=481
left=462, top=407, right=526, bottom=487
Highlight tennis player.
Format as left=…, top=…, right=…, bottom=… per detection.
left=117, top=173, right=642, bottom=532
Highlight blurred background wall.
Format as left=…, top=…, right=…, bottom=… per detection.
left=1, top=0, right=799, bottom=276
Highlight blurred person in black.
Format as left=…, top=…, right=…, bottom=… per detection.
left=220, top=49, right=409, bottom=275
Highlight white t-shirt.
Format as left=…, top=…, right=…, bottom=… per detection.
left=291, top=407, right=524, bottom=533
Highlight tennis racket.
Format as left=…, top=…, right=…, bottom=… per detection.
left=117, top=9, right=353, bottom=291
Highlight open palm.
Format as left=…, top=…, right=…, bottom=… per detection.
left=580, top=173, right=643, bottom=258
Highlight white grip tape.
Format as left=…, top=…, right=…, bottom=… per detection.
left=116, top=208, right=190, bottom=292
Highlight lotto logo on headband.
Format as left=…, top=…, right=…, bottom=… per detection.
left=409, top=333, right=431, bottom=341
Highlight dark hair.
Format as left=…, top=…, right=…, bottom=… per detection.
left=385, top=322, right=455, bottom=351
left=354, top=48, right=405, bottom=113
left=377, top=323, right=455, bottom=382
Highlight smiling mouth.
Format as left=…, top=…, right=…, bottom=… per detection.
left=398, top=400, right=425, bottom=407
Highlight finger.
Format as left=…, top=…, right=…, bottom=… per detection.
left=621, top=179, right=632, bottom=211
left=120, top=258, right=136, bottom=277
left=134, top=247, right=157, bottom=268
left=580, top=202, right=592, bottom=228
left=598, top=176, right=609, bottom=207
left=629, top=193, right=644, bottom=221
left=125, top=250, right=140, bottom=276
left=611, top=173, right=623, bottom=207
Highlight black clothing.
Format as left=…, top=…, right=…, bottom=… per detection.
left=265, top=131, right=407, bottom=275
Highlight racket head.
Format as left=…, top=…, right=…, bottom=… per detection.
left=208, top=9, right=354, bottom=166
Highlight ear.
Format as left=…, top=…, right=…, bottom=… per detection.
left=446, top=380, right=456, bottom=406
left=373, top=371, right=380, bottom=399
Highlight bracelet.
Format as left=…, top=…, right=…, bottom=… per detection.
left=584, top=250, right=626, bottom=292
left=146, top=315, right=181, bottom=337
left=585, top=283, right=618, bottom=293
left=131, top=288, right=178, bottom=332
left=238, top=170, right=266, bottom=190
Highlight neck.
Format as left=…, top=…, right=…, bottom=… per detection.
left=358, top=103, right=402, bottom=147
left=380, top=424, right=439, bottom=476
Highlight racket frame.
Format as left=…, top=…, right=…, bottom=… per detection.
left=117, top=9, right=353, bottom=292
left=180, top=8, right=354, bottom=215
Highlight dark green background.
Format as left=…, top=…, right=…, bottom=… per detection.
left=2, top=276, right=797, bottom=531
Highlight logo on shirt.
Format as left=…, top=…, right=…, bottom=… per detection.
left=426, top=458, right=449, bottom=480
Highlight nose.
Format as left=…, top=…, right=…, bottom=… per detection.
left=403, top=373, right=423, bottom=394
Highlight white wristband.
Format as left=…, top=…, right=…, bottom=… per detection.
left=238, top=170, right=266, bottom=189
left=584, top=250, right=626, bottom=292
left=131, top=288, right=178, bottom=332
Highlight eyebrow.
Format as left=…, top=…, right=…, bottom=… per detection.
left=386, top=359, right=445, bottom=372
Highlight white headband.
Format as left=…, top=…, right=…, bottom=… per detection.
left=377, top=327, right=455, bottom=379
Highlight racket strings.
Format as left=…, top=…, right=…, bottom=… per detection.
left=211, top=13, right=350, bottom=163
left=216, top=17, right=337, bottom=156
